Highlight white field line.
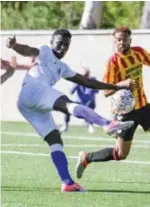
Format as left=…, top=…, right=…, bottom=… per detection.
left=1, top=131, right=150, bottom=144
left=1, top=150, right=150, bottom=165
left=1, top=143, right=150, bottom=149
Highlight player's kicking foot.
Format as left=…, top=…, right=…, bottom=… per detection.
left=62, top=182, right=87, bottom=192
left=76, top=151, right=88, bottom=179
left=103, top=120, right=134, bottom=136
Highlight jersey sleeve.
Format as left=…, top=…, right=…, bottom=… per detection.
left=61, top=62, right=77, bottom=78
left=141, top=47, right=150, bottom=66
left=134, top=46, right=150, bottom=66
left=103, top=57, right=118, bottom=84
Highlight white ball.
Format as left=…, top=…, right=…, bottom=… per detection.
left=111, top=89, right=135, bottom=115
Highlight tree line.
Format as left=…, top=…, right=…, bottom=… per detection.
left=1, top=1, right=144, bottom=30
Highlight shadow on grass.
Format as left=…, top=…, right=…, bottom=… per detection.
left=2, top=186, right=150, bottom=194
left=1, top=186, right=59, bottom=192
left=88, top=189, right=150, bottom=194
left=91, top=181, right=150, bottom=185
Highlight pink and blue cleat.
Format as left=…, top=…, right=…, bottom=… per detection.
left=62, top=182, right=87, bottom=192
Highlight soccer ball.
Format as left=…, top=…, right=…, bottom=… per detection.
left=111, top=89, right=135, bottom=115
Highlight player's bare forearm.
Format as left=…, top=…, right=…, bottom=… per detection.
left=13, top=43, right=39, bottom=57
left=104, top=78, right=135, bottom=97
left=15, top=63, right=32, bottom=70
left=104, top=89, right=116, bottom=97
left=66, top=73, right=128, bottom=91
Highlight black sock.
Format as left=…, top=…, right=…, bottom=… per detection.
left=87, top=148, right=119, bottom=162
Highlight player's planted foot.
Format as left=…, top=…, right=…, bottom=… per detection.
left=103, top=120, right=134, bottom=136
left=62, top=182, right=87, bottom=192
left=76, top=151, right=89, bottom=179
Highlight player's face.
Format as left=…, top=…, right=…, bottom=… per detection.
left=51, top=35, right=71, bottom=59
left=114, top=32, right=131, bottom=54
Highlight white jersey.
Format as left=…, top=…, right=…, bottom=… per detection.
left=23, top=45, right=76, bottom=86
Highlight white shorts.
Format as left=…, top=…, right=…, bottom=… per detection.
left=17, top=82, right=65, bottom=138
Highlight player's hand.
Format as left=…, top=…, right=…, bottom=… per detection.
left=6, top=35, right=16, bottom=48
left=9, top=56, right=17, bottom=69
left=117, top=79, right=136, bottom=90
left=7, top=56, right=17, bottom=75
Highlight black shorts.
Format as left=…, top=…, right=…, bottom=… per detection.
left=115, top=103, right=150, bottom=141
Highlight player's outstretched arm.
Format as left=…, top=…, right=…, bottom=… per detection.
left=104, top=79, right=136, bottom=97
left=6, top=36, right=39, bottom=57
left=65, top=73, right=129, bottom=91
left=1, top=56, right=33, bottom=71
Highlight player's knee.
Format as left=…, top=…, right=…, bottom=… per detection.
left=53, top=95, right=73, bottom=114
left=118, top=151, right=129, bottom=160
left=44, top=129, right=63, bottom=146
left=113, top=148, right=129, bottom=160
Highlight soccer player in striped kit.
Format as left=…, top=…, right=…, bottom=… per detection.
left=76, top=27, right=150, bottom=179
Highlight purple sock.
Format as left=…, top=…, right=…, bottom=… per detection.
left=51, top=150, right=74, bottom=185
left=73, top=105, right=111, bottom=126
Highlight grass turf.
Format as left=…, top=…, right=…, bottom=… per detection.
left=1, top=121, right=150, bottom=207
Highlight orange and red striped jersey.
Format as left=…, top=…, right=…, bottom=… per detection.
left=103, top=46, right=150, bottom=109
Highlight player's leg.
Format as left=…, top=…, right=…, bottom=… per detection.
left=17, top=104, right=86, bottom=192
left=60, top=113, right=70, bottom=133
left=53, top=95, right=134, bottom=134
left=75, top=105, right=150, bottom=179
left=44, top=129, right=86, bottom=192
left=86, top=101, right=96, bottom=134
left=75, top=111, right=138, bottom=179
left=115, top=138, right=132, bottom=159
left=112, top=103, right=150, bottom=158
left=17, top=85, right=86, bottom=192
left=54, top=95, right=110, bottom=125
left=138, top=104, right=150, bottom=132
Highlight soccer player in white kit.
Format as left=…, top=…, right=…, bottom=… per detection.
left=6, top=29, right=133, bottom=192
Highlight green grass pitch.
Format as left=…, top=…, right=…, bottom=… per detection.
left=1, top=121, right=150, bottom=207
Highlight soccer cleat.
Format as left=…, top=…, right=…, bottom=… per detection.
left=76, top=151, right=88, bottom=179
left=104, top=120, right=134, bottom=136
left=61, top=182, right=87, bottom=192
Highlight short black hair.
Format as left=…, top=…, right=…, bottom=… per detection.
left=113, top=27, right=132, bottom=36
left=52, top=29, right=72, bottom=39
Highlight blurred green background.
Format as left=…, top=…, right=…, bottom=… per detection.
left=1, top=1, right=144, bottom=30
